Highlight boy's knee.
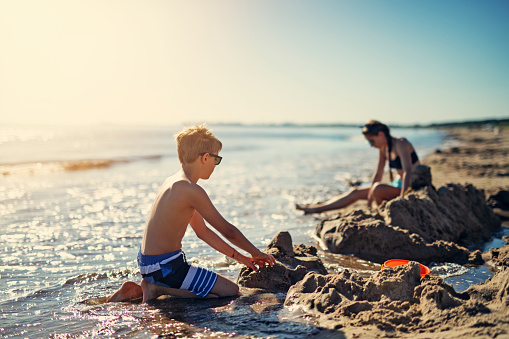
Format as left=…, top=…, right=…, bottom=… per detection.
left=231, top=283, right=240, bottom=296
left=217, top=284, right=239, bottom=298
left=224, top=281, right=239, bottom=297
left=212, top=278, right=239, bottom=297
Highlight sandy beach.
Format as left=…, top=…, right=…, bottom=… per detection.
left=313, top=126, right=509, bottom=338
left=241, top=125, right=509, bottom=338
left=423, top=127, right=509, bottom=196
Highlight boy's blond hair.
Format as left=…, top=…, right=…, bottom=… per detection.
left=174, top=124, right=222, bottom=164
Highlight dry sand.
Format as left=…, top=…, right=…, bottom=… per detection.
left=423, top=127, right=509, bottom=196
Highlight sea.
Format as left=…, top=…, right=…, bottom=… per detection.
left=1, top=123, right=506, bottom=338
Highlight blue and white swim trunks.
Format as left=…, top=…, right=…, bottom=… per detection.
left=137, top=249, right=218, bottom=297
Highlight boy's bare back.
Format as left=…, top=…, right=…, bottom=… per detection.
left=141, top=170, right=199, bottom=256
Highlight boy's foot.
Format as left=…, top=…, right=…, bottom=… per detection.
left=107, top=281, right=143, bottom=302
left=141, top=278, right=162, bottom=303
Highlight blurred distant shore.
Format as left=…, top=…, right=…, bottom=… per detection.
left=213, top=118, right=509, bottom=129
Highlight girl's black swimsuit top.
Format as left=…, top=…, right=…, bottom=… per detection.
left=389, top=151, right=419, bottom=169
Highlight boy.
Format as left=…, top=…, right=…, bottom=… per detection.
left=108, top=125, right=275, bottom=303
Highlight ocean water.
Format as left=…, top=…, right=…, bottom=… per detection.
left=0, top=124, right=502, bottom=338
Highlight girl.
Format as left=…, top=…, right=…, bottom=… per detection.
left=296, top=120, right=420, bottom=214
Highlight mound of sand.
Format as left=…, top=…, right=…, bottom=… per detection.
left=238, top=231, right=327, bottom=291
left=316, top=183, right=500, bottom=264
left=485, top=244, right=509, bottom=268
left=285, top=262, right=509, bottom=338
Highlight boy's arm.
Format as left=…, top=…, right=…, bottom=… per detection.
left=188, top=185, right=275, bottom=267
left=189, top=211, right=258, bottom=270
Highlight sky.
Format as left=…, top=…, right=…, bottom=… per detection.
left=0, top=0, right=508, bottom=126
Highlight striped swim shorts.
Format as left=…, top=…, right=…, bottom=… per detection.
left=137, top=249, right=218, bottom=298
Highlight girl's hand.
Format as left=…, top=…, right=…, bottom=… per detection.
left=367, top=189, right=374, bottom=208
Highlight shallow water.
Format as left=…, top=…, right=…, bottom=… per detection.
left=0, top=124, right=505, bottom=338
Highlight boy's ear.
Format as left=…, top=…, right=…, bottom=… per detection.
left=199, top=153, right=207, bottom=163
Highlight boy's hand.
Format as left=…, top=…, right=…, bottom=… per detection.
left=233, top=250, right=276, bottom=271
left=233, top=251, right=258, bottom=271
left=252, top=251, right=276, bottom=268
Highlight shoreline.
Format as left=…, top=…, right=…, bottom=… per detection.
left=423, top=127, right=509, bottom=196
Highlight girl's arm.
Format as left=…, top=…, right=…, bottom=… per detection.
left=371, top=147, right=386, bottom=185
left=394, top=139, right=414, bottom=197
left=368, top=147, right=387, bottom=207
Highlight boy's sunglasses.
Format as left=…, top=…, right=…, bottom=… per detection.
left=199, top=153, right=222, bottom=165
left=368, top=140, right=375, bottom=146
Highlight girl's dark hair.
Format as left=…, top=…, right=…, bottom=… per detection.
left=362, top=120, right=394, bottom=181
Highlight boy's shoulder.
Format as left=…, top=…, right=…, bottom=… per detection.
left=167, top=180, right=208, bottom=209
left=170, top=178, right=198, bottom=191
left=165, top=176, right=206, bottom=197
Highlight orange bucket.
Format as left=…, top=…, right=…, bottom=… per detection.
left=381, top=259, right=432, bottom=277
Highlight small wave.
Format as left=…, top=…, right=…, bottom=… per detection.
left=63, top=159, right=125, bottom=171
left=1, top=155, right=163, bottom=176
left=64, top=268, right=139, bottom=286
left=429, top=262, right=470, bottom=279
